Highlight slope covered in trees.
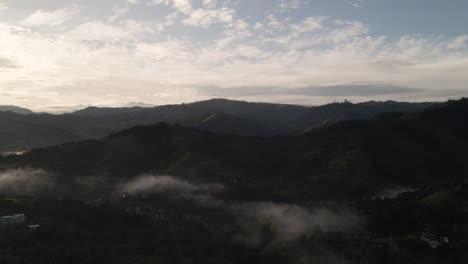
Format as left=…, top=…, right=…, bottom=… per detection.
left=0, top=99, right=467, bottom=264
left=0, top=99, right=434, bottom=153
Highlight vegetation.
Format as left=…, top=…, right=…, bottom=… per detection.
left=0, top=99, right=434, bottom=153
left=0, top=98, right=466, bottom=263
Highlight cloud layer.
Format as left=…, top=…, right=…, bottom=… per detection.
left=118, top=175, right=362, bottom=245
left=232, top=202, right=362, bottom=245
left=118, top=175, right=224, bottom=195
left=0, top=168, right=55, bottom=195
left=0, top=0, right=467, bottom=109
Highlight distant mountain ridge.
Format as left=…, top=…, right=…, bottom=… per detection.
left=292, top=100, right=437, bottom=132
left=1, top=98, right=467, bottom=201
left=0, top=105, right=33, bottom=114
left=1, top=99, right=468, bottom=264
left=0, top=98, right=437, bottom=153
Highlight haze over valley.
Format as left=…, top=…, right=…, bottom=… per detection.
left=0, top=1, right=468, bottom=263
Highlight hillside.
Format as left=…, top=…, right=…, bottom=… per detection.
left=0, top=99, right=435, bottom=153
left=291, top=100, right=437, bottom=132
left=2, top=98, right=466, bottom=200
left=0, top=105, right=33, bottom=115
left=0, top=99, right=467, bottom=264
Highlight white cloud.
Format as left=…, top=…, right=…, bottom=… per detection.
left=232, top=202, right=362, bottom=245
left=266, top=14, right=285, bottom=31
left=21, top=5, right=81, bottom=27
left=172, top=0, right=193, bottom=14
left=150, top=0, right=236, bottom=28
left=0, top=168, right=55, bottom=195
left=182, top=7, right=235, bottom=27
left=108, top=5, right=133, bottom=22
left=118, top=175, right=223, bottom=195
left=278, top=0, right=303, bottom=13
left=0, top=3, right=8, bottom=12
left=203, top=0, right=218, bottom=9
left=348, top=0, right=364, bottom=8
left=65, top=21, right=152, bottom=42
left=447, top=35, right=468, bottom=50
left=151, top=0, right=193, bottom=14
left=0, top=2, right=467, bottom=109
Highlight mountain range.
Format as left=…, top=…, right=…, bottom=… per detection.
left=0, top=98, right=467, bottom=264
left=0, top=105, right=33, bottom=115
left=1, top=98, right=465, bottom=201
left=0, top=99, right=435, bottom=153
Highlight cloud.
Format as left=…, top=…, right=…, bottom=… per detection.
left=447, top=35, right=468, bottom=50
left=117, top=174, right=362, bottom=246
left=108, top=5, right=133, bottom=22
left=65, top=20, right=157, bottom=42
left=0, top=168, right=55, bottom=195
left=0, top=2, right=467, bottom=109
left=203, top=0, right=218, bottom=9
left=21, top=5, right=81, bottom=27
left=118, top=175, right=224, bottom=195
left=348, top=0, right=364, bottom=8
left=151, top=0, right=193, bottom=15
left=0, top=58, right=17, bottom=69
left=307, top=84, right=421, bottom=97
left=374, top=186, right=417, bottom=199
left=278, top=0, right=304, bottom=13
left=196, top=83, right=423, bottom=98
left=231, top=202, right=362, bottom=245
left=0, top=3, right=7, bottom=12
left=150, top=0, right=237, bottom=28
left=182, top=7, right=235, bottom=27
left=117, top=175, right=227, bottom=208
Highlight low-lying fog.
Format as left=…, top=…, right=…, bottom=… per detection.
left=1, top=151, right=27, bottom=157
left=118, top=175, right=363, bottom=245
left=374, top=186, right=417, bottom=199
left=0, top=168, right=363, bottom=253
left=0, top=168, right=55, bottom=195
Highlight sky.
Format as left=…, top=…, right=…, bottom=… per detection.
left=0, top=0, right=467, bottom=111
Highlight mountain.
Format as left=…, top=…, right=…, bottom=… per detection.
left=1, top=98, right=467, bottom=264
left=123, top=102, right=155, bottom=108
left=71, top=98, right=309, bottom=134
left=291, top=100, right=436, bottom=133
left=0, top=98, right=435, bottom=153
left=2, top=98, right=467, bottom=200
left=0, top=105, right=33, bottom=114
left=196, top=113, right=272, bottom=136
left=72, top=106, right=151, bottom=116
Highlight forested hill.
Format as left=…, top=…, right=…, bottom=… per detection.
left=0, top=99, right=435, bottom=153
left=0, top=98, right=467, bottom=264
left=0, top=105, right=33, bottom=114
left=1, top=98, right=466, bottom=200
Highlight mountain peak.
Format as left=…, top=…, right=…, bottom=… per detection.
left=0, top=105, right=33, bottom=115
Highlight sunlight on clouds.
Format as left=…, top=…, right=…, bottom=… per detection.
left=108, top=5, right=133, bottom=22
left=21, top=5, right=81, bottom=27
left=0, top=0, right=467, bottom=109
left=278, top=0, right=304, bottom=13
left=447, top=35, right=468, bottom=50
left=203, top=0, right=218, bottom=9
left=182, top=7, right=234, bottom=27
left=0, top=3, right=7, bottom=12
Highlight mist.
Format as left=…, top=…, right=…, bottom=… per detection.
left=374, top=186, right=417, bottom=199
left=0, top=168, right=55, bottom=195
left=118, top=174, right=363, bottom=249
left=117, top=175, right=224, bottom=195
left=231, top=202, right=362, bottom=246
